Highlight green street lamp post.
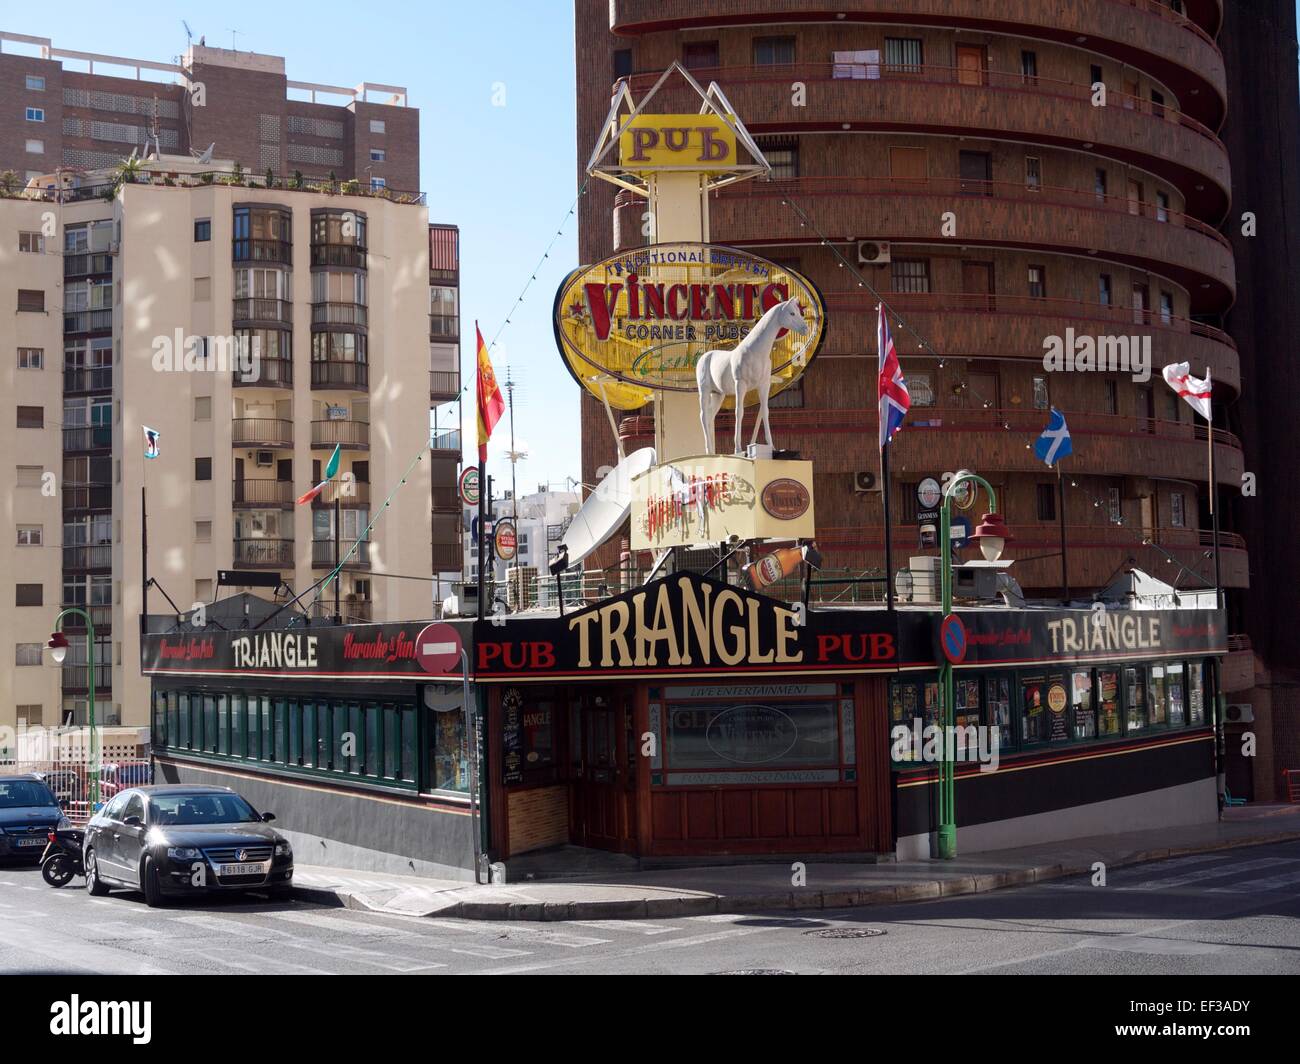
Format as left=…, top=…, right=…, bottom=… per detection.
left=47, top=608, right=99, bottom=810
left=937, top=471, right=1008, bottom=860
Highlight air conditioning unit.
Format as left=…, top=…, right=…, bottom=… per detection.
left=857, top=240, right=891, bottom=265
left=108, top=241, right=120, bottom=256
left=1225, top=703, right=1254, bottom=723
left=255, top=450, right=274, bottom=467
left=853, top=470, right=880, bottom=493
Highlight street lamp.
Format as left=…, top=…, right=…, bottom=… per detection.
left=936, top=472, right=1007, bottom=860
left=47, top=608, right=99, bottom=809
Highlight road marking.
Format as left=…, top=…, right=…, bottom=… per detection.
left=422, top=918, right=610, bottom=949
left=0, top=913, right=173, bottom=974
left=263, top=910, right=411, bottom=937
left=1208, top=868, right=1300, bottom=893
left=571, top=920, right=682, bottom=935
left=1123, top=857, right=1293, bottom=890
left=82, top=921, right=164, bottom=938
left=481, top=926, right=776, bottom=975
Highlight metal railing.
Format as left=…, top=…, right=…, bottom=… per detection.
left=62, top=486, right=111, bottom=512
left=310, top=480, right=371, bottom=506
left=312, top=301, right=368, bottom=327
left=233, top=538, right=294, bottom=568
left=63, top=544, right=111, bottom=569
left=61, top=664, right=112, bottom=691
left=310, top=243, right=367, bottom=269
left=0, top=761, right=154, bottom=823
left=232, top=238, right=292, bottom=265
left=63, top=252, right=113, bottom=277
left=429, top=369, right=461, bottom=398
left=233, top=297, right=293, bottom=324
left=312, top=538, right=370, bottom=567
left=231, top=418, right=293, bottom=447
left=63, top=366, right=112, bottom=392
left=63, top=309, right=113, bottom=334
left=429, top=313, right=459, bottom=339
left=232, top=358, right=294, bottom=388
left=311, top=419, right=369, bottom=448
left=430, top=429, right=461, bottom=453
left=311, top=360, right=368, bottom=389
left=232, top=479, right=294, bottom=507
left=62, top=426, right=112, bottom=451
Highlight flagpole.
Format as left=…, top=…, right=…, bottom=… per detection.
left=1207, top=393, right=1222, bottom=610
left=477, top=455, right=487, bottom=622
left=333, top=495, right=341, bottom=624
left=1057, top=460, right=1069, bottom=604
left=882, top=440, right=894, bottom=611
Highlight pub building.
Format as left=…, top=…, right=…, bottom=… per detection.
left=142, top=572, right=1227, bottom=876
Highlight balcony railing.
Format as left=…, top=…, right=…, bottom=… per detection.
left=59, top=604, right=112, bottom=630
left=429, top=369, right=461, bottom=400
left=430, top=429, right=461, bottom=454
left=61, top=664, right=111, bottom=692
left=63, top=544, right=112, bottom=569
left=431, top=485, right=460, bottom=512
left=306, top=599, right=374, bottom=624
left=231, top=418, right=294, bottom=448
left=63, top=252, right=113, bottom=278
left=233, top=479, right=294, bottom=507
left=312, top=538, right=370, bottom=567
left=429, top=314, right=459, bottom=340
left=310, top=243, right=367, bottom=269
left=63, top=367, right=112, bottom=393
left=63, top=309, right=113, bottom=334
left=233, top=297, right=293, bottom=325
left=233, top=538, right=294, bottom=568
left=312, top=302, right=368, bottom=327
left=232, top=357, right=294, bottom=388
left=432, top=541, right=463, bottom=571
left=311, top=360, right=368, bottom=389
left=310, top=480, right=371, bottom=507
left=312, top=419, right=369, bottom=449
left=63, top=426, right=112, bottom=451
left=62, top=485, right=111, bottom=511
left=233, top=238, right=292, bottom=265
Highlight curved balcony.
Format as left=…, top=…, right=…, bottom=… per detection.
left=818, top=292, right=1240, bottom=398
left=233, top=538, right=294, bottom=568
left=808, top=523, right=1248, bottom=591
left=310, top=243, right=367, bottom=269
left=622, top=406, right=1244, bottom=486
left=312, top=419, right=370, bottom=450
left=232, top=238, right=292, bottom=266
left=233, top=479, right=294, bottom=508
left=232, top=418, right=293, bottom=448
left=309, top=480, right=371, bottom=507
left=627, top=64, right=1231, bottom=220
left=709, top=176, right=1235, bottom=309
left=231, top=357, right=293, bottom=389
left=312, top=539, right=370, bottom=568
left=610, top=0, right=1227, bottom=128
left=62, top=426, right=112, bottom=452
left=233, top=297, right=293, bottom=327
left=311, top=302, right=368, bottom=327
left=310, top=360, right=369, bottom=391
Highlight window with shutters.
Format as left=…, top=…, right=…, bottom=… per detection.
left=17, top=406, right=43, bottom=429
left=17, top=289, right=44, bottom=312
left=884, top=38, right=923, bottom=74
left=16, top=584, right=43, bottom=607
left=891, top=259, right=930, bottom=293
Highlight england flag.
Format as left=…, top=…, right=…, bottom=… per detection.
left=1162, top=362, right=1213, bottom=421
left=877, top=304, right=910, bottom=449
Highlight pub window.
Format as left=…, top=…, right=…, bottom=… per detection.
left=753, top=36, right=795, bottom=66
left=1097, top=669, right=1121, bottom=735
left=178, top=693, right=190, bottom=749
left=1188, top=662, right=1206, bottom=725
left=401, top=706, right=417, bottom=782
left=245, top=696, right=260, bottom=760
left=1044, top=674, right=1070, bottom=742
left=1072, top=670, right=1096, bottom=739
left=884, top=37, right=923, bottom=74
left=891, top=258, right=930, bottom=293
left=301, top=701, right=316, bottom=768
left=317, top=703, right=332, bottom=768
left=346, top=702, right=363, bottom=773
left=1125, top=666, right=1147, bottom=732
left=955, top=678, right=980, bottom=730
left=1148, top=665, right=1169, bottom=727
left=1167, top=662, right=1186, bottom=725
left=167, top=691, right=179, bottom=748
left=384, top=704, right=401, bottom=779
left=986, top=677, right=1012, bottom=746
left=276, top=698, right=290, bottom=764
left=153, top=692, right=167, bottom=747
left=365, top=703, right=381, bottom=776
left=217, top=695, right=230, bottom=755
left=1036, top=483, right=1056, bottom=521
left=204, top=695, right=217, bottom=753
left=431, top=698, right=470, bottom=793
left=1021, top=675, right=1047, bottom=744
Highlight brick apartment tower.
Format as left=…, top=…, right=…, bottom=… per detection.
left=0, top=34, right=463, bottom=732
left=574, top=1, right=1300, bottom=798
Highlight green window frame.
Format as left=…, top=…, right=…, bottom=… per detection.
left=260, top=697, right=274, bottom=761
left=217, top=694, right=230, bottom=755
left=178, top=693, right=190, bottom=749
left=301, top=701, right=315, bottom=767
left=274, top=698, right=288, bottom=763
left=384, top=704, right=400, bottom=779
left=365, top=703, right=381, bottom=777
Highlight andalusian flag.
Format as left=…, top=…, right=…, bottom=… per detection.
left=296, top=443, right=340, bottom=505
left=476, top=323, right=505, bottom=462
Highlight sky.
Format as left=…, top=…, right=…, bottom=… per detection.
left=4, top=0, right=583, bottom=494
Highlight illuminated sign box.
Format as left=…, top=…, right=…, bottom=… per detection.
left=617, top=114, right=737, bottom=171
left=630, top=454, right=815, bottom=550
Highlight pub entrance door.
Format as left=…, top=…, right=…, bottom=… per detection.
left=571, top=689, right=637, bottom=852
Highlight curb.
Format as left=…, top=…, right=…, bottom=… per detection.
left=291, top=828, right=1300, bottom=922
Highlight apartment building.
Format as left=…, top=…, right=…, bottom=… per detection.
left=0, top=32, right=418, bottom=191
left=0, top=66, right=468, bottom=741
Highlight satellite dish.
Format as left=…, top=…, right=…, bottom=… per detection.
left=563, top=447, right=655, bottom=566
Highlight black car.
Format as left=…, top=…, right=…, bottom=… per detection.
left=83, top=785, right=294, bottom=907
left=0, top=775, right=65, bottom=862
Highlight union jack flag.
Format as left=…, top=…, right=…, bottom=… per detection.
left=877, top=304, right=910, bottom=449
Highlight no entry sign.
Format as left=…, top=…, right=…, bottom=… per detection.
left=940, top=613, right=967, bottom=664
left=415, top=622, right=463, bottom=674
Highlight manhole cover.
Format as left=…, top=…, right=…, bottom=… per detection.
left=803, top=927, right=887, bottom=939
left=712, top=969, right=797, bottom=975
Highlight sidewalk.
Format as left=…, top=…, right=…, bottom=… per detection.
left=291, top=803, right=1300, bottom=922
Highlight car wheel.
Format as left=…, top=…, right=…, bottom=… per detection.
left=141, top=856, right=166, bottom=908
left=85, top=848, right=109, bottom=896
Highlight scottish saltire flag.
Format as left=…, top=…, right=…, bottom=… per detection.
left=1162, top=362, right=1212, bottom=420
left=296, top=443, right=341, bottom=505
left=1034, top=408, right=1073, bottom=466
left=876, top=304, right=910, bottom=448
left=142, top=426, right=160, bottom=459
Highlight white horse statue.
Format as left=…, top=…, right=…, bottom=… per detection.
left=695, top=297, right=809, bottom=455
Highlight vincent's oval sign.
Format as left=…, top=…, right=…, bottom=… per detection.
left=553, top=242, right=825, bottom=411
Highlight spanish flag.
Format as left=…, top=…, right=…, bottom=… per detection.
left=475, top=323, right=505, bottom=462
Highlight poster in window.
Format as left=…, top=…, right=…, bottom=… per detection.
left=1071, top=670, right=1096, bottom=739
left=1188, top=663, right=1205, bottom=724
left=1022, top=676, right=1045, bottom=743
left=1046, top=676, right=1069, bottom=742
left=986, top=677, right=1011, bottom=743
left=1098, top=669, right=1120, bottom=735
left=1167, top=662, right=1186, bottom=725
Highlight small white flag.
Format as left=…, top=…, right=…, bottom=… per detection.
left=143, top=425, right=161, bottom=459
left=1161, top=363, right=1212, bottom=421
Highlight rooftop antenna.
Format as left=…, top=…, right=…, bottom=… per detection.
left=182, top=20, right=193, bottom=45
left=226, top=28, right=242, bottom=50
left=503, top=368, right=526, bottom=517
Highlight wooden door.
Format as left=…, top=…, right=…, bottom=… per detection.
left=962, top=260, right=995, bottom=311
left=1132, top=283, right=1149, bottom=325
left=956, top=45, right=986, bottom=86
left=574, top=694, right=630, bottom=850
left=1127, top=179, right=1144, bottom=217
left=968, top=370, right=1000, bottom=412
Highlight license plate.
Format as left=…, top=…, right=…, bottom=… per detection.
left=15, top=838, right=45, bottom=847
left=215, top=862, right=269, bottom=877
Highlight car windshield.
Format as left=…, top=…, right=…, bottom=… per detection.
left=148, top=794, right=260, bottom=826
left=0, top=781, right=57, bottom=808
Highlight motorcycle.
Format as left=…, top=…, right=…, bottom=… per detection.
left=40, top=825, right=85, bottom=888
